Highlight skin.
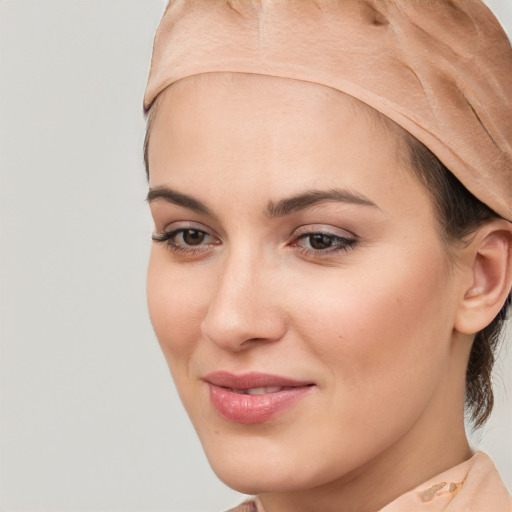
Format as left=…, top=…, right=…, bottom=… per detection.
left=146, top=73, right=479, bottom=512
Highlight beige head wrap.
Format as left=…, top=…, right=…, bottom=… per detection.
left=144, top=0, right=512, bottom=221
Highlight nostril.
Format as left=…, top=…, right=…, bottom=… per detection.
left=362, top=2, right=390, bottom=27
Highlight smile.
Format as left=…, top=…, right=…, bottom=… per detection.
left=230, top=386, right=288, bottom=395
left=204, top=372, right=314, bottom=424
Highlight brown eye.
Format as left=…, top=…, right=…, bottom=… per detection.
left=152, top=226, right=219, bottom=254
left=292, top=228, right=357, bottom=255
left=308, top=234, right=335, bottom=250
left=182, top=229, right=206, bottom=246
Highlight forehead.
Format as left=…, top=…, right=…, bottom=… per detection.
left=149, top=73, right=404, bottom=169
left=146, top=72, right=430, bottom=220
left=149, top=72, right=402, bottom=137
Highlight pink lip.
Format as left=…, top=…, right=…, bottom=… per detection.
left=204, top=371, right=314, bottom=424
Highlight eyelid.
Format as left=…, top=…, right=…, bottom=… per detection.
left=292, top=224, right=356, bottom=239
left=158, top=220, right=215, bottom=234
left=152, top=221, right=222, bottom=255
left=288, top=224, right=359, bottom=257
left=153, top=220, right=221, bottom=244
left=152, top=227, right=216, bottom=243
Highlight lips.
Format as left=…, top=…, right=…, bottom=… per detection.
left=204, top=371, right=314, bottom=424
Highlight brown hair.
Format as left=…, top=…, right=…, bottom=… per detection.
left=406, top=137, right=511, bottom=428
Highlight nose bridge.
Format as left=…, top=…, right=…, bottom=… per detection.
left=201, top=241, right=285, bottom=350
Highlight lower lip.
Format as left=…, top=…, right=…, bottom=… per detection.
left=207, top=384, right=312, bottom=424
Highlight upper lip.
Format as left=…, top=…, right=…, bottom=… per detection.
left=203, top=371, right=313, bottom=390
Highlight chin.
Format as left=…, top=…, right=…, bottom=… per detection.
left=197, top=425, right=355, bottom=496
left=215, top=469, right=283, bottom=496
left=197, top=430, right=305, bottom=494
left=209, top=458, right=312, bottom=496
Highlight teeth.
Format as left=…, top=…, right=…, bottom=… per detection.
left=245, top=386, right=283, bottom=395
left=226, top=386, right=285, bottom=395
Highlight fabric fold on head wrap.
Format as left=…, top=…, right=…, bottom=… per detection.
left=144, top=0, right=512, bottom=221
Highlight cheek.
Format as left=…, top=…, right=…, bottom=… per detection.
left=146, top=250, right=208, bottom=372
left=291, top=244, right=456, bottom=407
left=268, top=247, right=458, bottom=473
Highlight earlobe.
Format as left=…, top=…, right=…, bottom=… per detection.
left=455, top=221, right=512, bottom=335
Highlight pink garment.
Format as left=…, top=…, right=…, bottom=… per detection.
left=144, top=0, right=512, bottom=221
left=228, top=452, right=512, bottom=511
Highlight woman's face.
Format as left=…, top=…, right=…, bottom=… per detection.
left=146, top=74, right=468, bottom=495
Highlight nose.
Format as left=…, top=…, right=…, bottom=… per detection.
left=200, top=248, right=287, bottom=352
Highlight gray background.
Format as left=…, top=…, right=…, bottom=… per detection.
left=0, top=1, right=510, bottom=510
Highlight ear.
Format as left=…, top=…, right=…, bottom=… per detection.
left=455, top=220, right=512, bottom=335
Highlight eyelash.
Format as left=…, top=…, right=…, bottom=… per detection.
left=152, top=227, right=357, bottom=257
left=152, top=228, right=217, bottom=255
left=292, top=231, right=357, bottom=256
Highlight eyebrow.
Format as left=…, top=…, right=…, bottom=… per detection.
left=147, top=186, right=213, bottom=215
left=265, top=189, right=379, bottom=217
left=146, top=186, right=379, bottom=217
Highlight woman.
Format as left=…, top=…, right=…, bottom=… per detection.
left=143, top=1, right=512, bottom=510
